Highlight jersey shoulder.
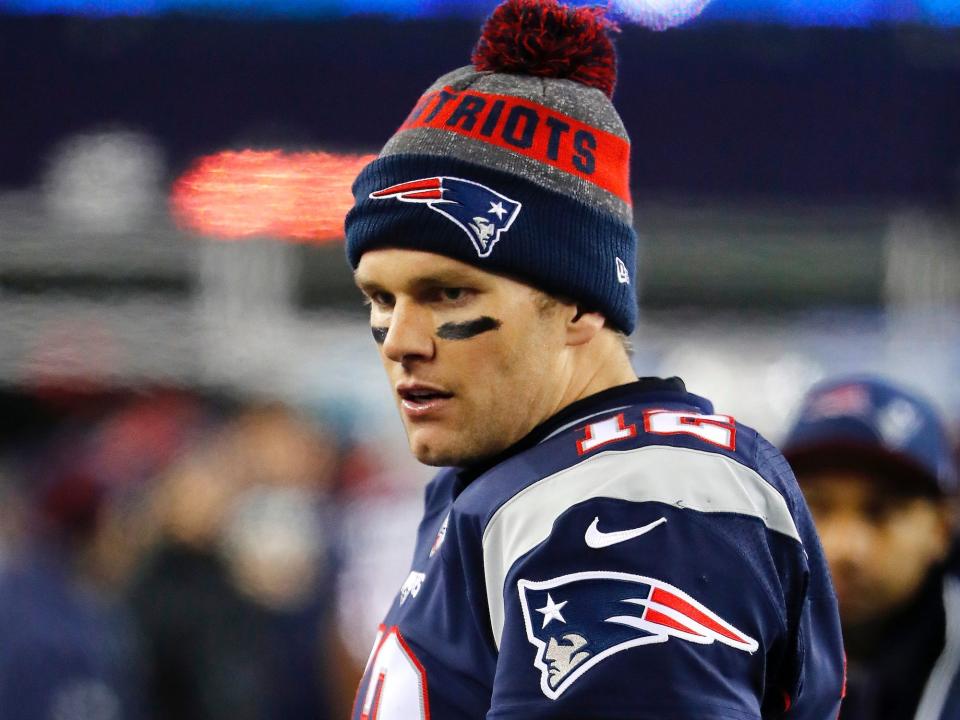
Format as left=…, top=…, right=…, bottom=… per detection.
left=466, top=396, right=828, bottom=715
left=456, top=397, right=801, bottom=546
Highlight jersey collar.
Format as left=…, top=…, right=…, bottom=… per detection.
left=455, top=376, right=711, bottom=484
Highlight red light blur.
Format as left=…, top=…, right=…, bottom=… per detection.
left=170, top=149, right=376, bottom=242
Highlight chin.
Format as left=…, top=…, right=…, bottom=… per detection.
left=408, top=431, right=456, bottom=467
left=411, top=444, right=462, bottom=468
left=839, top=602, right=880, bottom=627
left=408, top=430, right=490, bottom=468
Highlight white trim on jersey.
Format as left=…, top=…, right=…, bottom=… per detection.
left=481, top=444, right=802, bottom=648
left=913, top=576, right=960, bottom=720
left=539, top=406, right=631, bottom=443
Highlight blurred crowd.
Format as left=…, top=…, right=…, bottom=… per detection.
left=0, top=386, right=410, bottom=720
left=0, top=378, right=958, bottom=720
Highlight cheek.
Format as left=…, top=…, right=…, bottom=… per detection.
left=449, top=335, right=535, bottom=412
left=441, top=317, right=563, bottom=402
left=867, top=512, right=942, bottom=601
left=883, top=511, right=944, bottom=570
left=465, top=340, right=520, bottom=402
left=489, top=333, right=555, bottom=393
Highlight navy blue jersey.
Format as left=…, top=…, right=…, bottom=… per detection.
left=840, top=565, right=960, bottom=720
left=352, top=378, right=845, bottom=719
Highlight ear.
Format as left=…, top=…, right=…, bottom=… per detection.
left=932, top=501, right=956, bottom=553
left=565, top=305, right=605, bottom=347
left=912, top=500, right=956, bottom=565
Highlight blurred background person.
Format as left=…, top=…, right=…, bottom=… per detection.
left=782, top=377, right=959, bottom=720
left=0, top=389, right=207, bottom=720
left=127, top=401, right=356, bottom=720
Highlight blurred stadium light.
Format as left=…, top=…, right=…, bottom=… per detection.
left=612, top=0, right=712, bottom=30
left=2, top=0, right=959, bottom=24
left=171, top=150, right=376, bottom=242
left=918, top=0, right=960, bottom=24
left=43, top=130, right=165, bottom=236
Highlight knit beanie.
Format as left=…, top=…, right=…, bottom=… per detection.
left=345, top=0, right=637, bottom=333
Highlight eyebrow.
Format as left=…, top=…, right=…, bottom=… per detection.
left=416, top=272, right=478, bottom=286
left=353, top=274, right=381, bottom=293
left=354, top=271, right=480, bottom=293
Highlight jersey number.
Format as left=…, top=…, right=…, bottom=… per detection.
left=576, top=413, right=638, bottom=455
left=643, top=409, right=737, bottom=450
left=357, top=626, right=430, bottom=720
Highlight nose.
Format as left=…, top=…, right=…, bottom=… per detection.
left=382, top=298, right=435, bottom=364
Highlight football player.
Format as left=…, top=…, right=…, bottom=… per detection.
left=783, top=377, right=958, bottom=720
left=343, top=1, right=844, bottom=717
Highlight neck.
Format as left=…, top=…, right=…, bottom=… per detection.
left=453, top=332, right=639, bottom=481
left=554, top=330, right=637, bottom=414
left=845, top=567, right=946, bottom=663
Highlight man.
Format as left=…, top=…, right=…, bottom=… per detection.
left=782, top=377, right=959, bottom=720
left=342, top=1, right=844, bottom=717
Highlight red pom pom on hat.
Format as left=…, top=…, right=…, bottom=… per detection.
left=471, top=0, right=619, bottom=98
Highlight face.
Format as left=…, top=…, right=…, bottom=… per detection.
left=354, top=249, right=573, bottom=467
left=800, top=469, right=950, bottom=626
left=545, top=633, right=590, bottom=689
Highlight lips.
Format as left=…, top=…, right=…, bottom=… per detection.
left=397, top=383, right=454, bottom=418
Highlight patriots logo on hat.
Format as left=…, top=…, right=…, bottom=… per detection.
left=370, top=176, right=522, bottom=258
left=804, top=383, right=872, bottom=421
left=518, top=571, right=758, bottom=700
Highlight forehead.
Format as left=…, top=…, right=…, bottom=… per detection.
left=355, top=248, right=512, bottom=292
left=800, top=468, right=934, bottom=509
left=799, top=469, right=875, bottom=500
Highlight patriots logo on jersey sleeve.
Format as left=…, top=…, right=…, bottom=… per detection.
left=370, top=177, right=522, bottom=258
left=518, top=571, right=758, bottom=700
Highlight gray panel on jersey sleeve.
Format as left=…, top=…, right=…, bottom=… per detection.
left=481, top=445, right=802, bottom=648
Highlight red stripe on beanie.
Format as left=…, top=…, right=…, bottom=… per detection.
left=399, top=87, right=631, bottom=206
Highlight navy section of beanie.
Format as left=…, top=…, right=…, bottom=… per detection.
left=347, top=155, right=637, bottom=333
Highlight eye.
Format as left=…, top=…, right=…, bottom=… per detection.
left=431, top=286, right=476, bottom=305
left=367, top=290, right=395, bottom=308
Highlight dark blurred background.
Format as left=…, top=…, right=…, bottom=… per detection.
left=1, top=0, right=958, bottom=717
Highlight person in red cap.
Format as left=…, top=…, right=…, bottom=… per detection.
left=783, top=375, right=958, bottom=720
left=343, top=1, right=844, bottom=717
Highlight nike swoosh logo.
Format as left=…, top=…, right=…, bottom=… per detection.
left=584, top=516, right=667, bottom=549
